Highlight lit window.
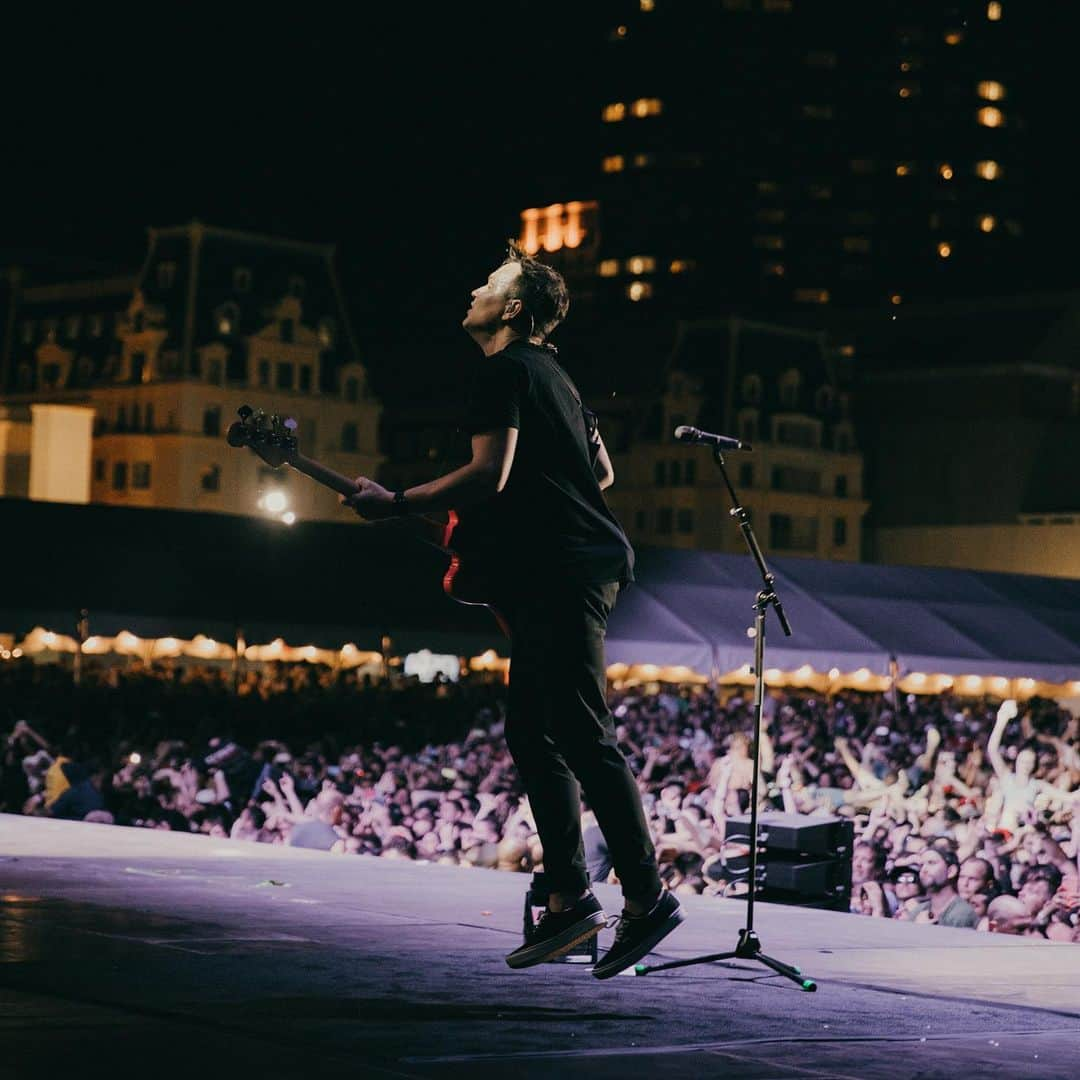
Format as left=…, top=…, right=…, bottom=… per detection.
left=626, top=255, right=656, bottom=274
left=627, top=281, right=653, bottom=301
left=978, top=106, right=1005, bottom=127
left=632, top=153, right=654, bottom=168
left=890, top=294, right=903, bottom=305
left=763, top=0, right=792, bottom=10
left=542, top=203, right=564, bottom=251
left=977, top=80, right=1006, bottom=101
left=978, top=214, right=997, bottom=233
left=975, top=159, right=1002, bottom=179
left=520, top=201, right=595, bottom=255
left=602, top=155, right=625, bottom=172
left=520, top=207, right=541, bottom=254
left=842, top=236, right=871, bottom=253
left=89, top=314, right=104, bottom=337
left=897, top=84, right=919, bottom=99
left=763, top=262, right=786, bottom=277
left=895, top=162, right=914, bottom=176
left=753, top=235, right=785, bottom=250
left=939, top=163, right=954, bottom=180
left=613, top=24, right=628, bottom=38
left=669, top=259, right=695, bottom=274
left=602, top=102, right=626, bottom=122
left=944, top=29, right=964, bottom=44
left=318, top=318, right=336, bottom=347
left=937, top=241, right=952, bottom=258
left=599, top=259, right=620, bottom=277
left=802, top=104, right=833, bottom=120
left=640, top=0, right=654, bottom=10
left=987, top=2, right=1002, bottom=20
left=794, top=288, right=830, bottom=304
left=630, top=97, right=662, bottom=118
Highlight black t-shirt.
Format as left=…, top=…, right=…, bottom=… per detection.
left=461, top=340, right=634, bottom=592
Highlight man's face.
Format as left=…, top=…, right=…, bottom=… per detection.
left=957, top=859, right=991, bottom=900
left=1015, top=748, right=1036, bottom=779
left=918, top=849, right=952, bottom=891
left=462, top=262, right=522, bottom=334
left=851, top=845, right=876, bottom=885
left=1018, top=877, right=1052, bottom=915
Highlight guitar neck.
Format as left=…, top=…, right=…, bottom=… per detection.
left=288, top=453, right=358, bottom=498
left=286, top=452, right=450, bottom=539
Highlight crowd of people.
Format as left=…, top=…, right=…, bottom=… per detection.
left=2, top=655, right=1078, bottom=942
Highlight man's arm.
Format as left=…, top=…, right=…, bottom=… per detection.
left=592, top=431, right=614, bottom=491
left=343, top=429, right=517, bottom=519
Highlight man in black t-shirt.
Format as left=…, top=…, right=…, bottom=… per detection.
left=343, top=242, right=682, bottom=978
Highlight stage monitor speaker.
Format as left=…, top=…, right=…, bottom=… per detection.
left=724, top=812, right=853, bottom=911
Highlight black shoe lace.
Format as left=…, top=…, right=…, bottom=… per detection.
left=606, top=913, right=635, bottom=945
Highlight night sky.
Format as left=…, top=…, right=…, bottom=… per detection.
left=3, top=5, right=1075, bottom=397
left=2, top=6, right=600, bottom=380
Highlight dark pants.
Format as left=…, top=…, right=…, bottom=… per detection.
left=500, top=580, right=661, bottom=906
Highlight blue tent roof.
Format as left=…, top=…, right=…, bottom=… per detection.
left=605, top=549, right=1080, bottom=682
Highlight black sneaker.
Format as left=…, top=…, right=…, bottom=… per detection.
left=592, top=890, right=684, bottom=979
left=505, top=892, right=606, bottom=969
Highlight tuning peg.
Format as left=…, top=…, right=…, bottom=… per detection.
left=237, top=404, right=253, bottom=420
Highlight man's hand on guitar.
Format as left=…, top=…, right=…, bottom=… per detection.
left=340, top=476, right=396, bottom=520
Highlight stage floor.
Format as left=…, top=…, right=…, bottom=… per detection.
left=2, top=814, right=1079, bottom=1078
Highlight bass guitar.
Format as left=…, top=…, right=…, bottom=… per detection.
left=226, top=405, right=508, bottom=634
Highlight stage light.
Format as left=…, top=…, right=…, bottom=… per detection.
left=129, top=752, right=142, bottom=765
left=828, top=667, right=840, bottom=679
left=282, top=511, right=296, bottom=525
left=264, top=491, right=287, bottom=513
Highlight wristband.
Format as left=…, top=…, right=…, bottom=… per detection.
left=391, top=490, right=409, bottom=516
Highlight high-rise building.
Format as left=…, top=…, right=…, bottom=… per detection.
left=0, top=223, right=382, bottom=523
left=522, top=1, right=1031, bottom=332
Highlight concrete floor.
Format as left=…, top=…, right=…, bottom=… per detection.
left=2, top=814, right=1079, bottom=1078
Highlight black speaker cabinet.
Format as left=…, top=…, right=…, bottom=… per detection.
left=725, top=812, right=853, bottom=911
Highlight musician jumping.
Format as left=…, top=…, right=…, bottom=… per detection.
left=342, top=241, right=683, bottom=978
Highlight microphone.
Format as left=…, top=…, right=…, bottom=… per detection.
left=673, top=425, right=752, bottom=452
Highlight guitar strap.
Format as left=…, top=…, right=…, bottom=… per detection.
left=537, top=344, right=602, bottom=467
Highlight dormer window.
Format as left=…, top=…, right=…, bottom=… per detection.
left=779, top=369, right=802, bottom=409
left=741, top=373, right=763, bottom=404
left=233, top=267, right=252, bottom=292
left=281, top=318, right=294, bottom=344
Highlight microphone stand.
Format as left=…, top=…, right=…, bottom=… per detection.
left=635, top=443, right=816, bottom=991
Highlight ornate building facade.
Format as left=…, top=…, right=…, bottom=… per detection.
left=0, top=223, right=382, bottom=524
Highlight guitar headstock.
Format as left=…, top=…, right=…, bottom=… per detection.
left=226, top=405, right=298, bottom=468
